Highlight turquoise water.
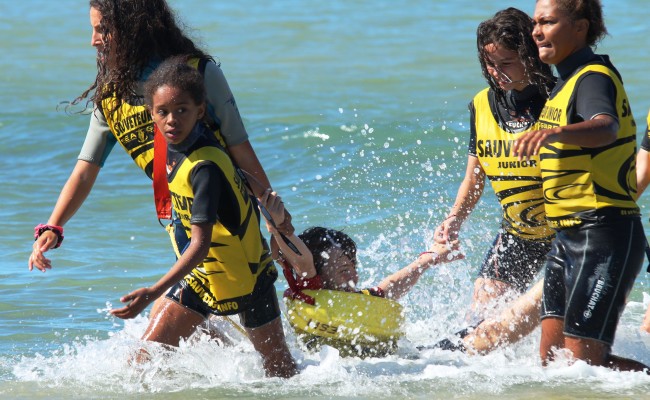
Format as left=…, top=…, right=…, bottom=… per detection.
left=2, top=0, right=650, bottom=398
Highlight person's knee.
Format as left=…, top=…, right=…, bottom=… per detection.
left=471, top=278, right=515, bottom=314
left=141, top=298, right=205, bottom=346
left=246, top=318, right=291, bottom=358
left=247, top=318, right=297, bottom=378
left=564, top=337, right=608, bottom=365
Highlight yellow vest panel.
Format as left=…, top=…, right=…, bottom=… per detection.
left=536, top=64, right=638, bottom=227
left=169, top=143, right=274, bottom=315
left=473, top=88, right=554, bottom=241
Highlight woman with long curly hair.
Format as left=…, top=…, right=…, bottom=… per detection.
left=28, top=0, right=296, bottom=377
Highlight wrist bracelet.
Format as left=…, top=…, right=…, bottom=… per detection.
left=34, top=224, right=64, bottom=248
left=419, top=251, right=440, bottom=261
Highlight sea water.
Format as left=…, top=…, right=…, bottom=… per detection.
left=1, top=0, right=650, bottom=398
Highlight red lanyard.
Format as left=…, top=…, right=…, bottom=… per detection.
left=153, top=124, right=172, bottom=220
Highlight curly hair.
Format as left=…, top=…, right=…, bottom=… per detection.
left=477, top=7, right=555, bottom=103
left=143, top=56, right=206, bottom=109
left=74, top=0, right=212, bottom=114
left=298, top=227, right=357, bottom=276
left=551, top=0, right=608, bottom=47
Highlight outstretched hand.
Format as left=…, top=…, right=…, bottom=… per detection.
left=110, top=287, right=157, bottom=319
left=434, top=215, right=461, bottom=244
left=28, top=231, right=59, bottom=272
left=426, top=240, right=465, bottom=264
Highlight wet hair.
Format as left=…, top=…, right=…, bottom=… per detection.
left=74, top=0, right=212, bottom=114
left=548, top=0, right=607, bottom=47
left=298, top=227, right=357, bottom=275
left=477, top=7, right=555, bottom=102
left=143, top=56, right=206, bottom=109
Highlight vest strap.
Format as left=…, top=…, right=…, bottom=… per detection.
left=153, top=125, right=172, bottom=220
left=278, top=257, right=322, bottom=305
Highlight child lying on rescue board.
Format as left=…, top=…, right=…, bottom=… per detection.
left=254, top=190, right=546, bottom=358
left=256, top=189, right=465, bottom=356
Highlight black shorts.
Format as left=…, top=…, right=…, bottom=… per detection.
left=478, top=231, right=551, bottom=292
left=165, top=267, right=281, bottom=329
left=541, top=216, right=645, bottom=345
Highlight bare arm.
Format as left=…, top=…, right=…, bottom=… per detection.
left=110, top=222, right=212, bottom=319
left=636, top=148, right=650, bottom=198
left=229, top=140, right=272, bottom=197
left=463, top=279, right=543, bottom=354
left=230, top=141, right=295, bottom=235
left=434, top=155, right=485, bottom=244
left=514, top=114, right=619, bottom=159
left=259, top=190, right=315, bottom=278
left=29, top=160, right=101, bottom=271
left=377, top=242, right=464, bottom=300
left=203, top=63, right=273, bottom=198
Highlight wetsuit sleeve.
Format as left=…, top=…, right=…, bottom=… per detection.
left=77, top=105, right=117, bottom=167
left=468, top=101, right=478, bottom=156
left=189, top=161, right=222, bottom=225
left=573, top=73, right=618, bottom=123
left=203, top=61, right=249, bottom=147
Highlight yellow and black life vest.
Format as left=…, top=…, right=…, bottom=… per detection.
left=284, top=289, right=404, bottom=358
left=168, top=140, right=274, bottom=315
left=536, top=64, right=638, bottom=228
left=473, top=88, right=554, bottom=242
left=101, top=58, right=225, bottom=179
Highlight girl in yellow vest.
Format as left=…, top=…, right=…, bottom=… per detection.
left=515, top=0, right=648, bottom=372
left=433, top=8, right=555, bottom=352
left=109, top=58, right=297, bottom=378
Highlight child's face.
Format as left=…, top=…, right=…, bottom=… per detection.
left=320, top=247, right=359, bottom=292
left=151, top=84, right=205, bottom=145
left=483, top=43, right=528, bottom=92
